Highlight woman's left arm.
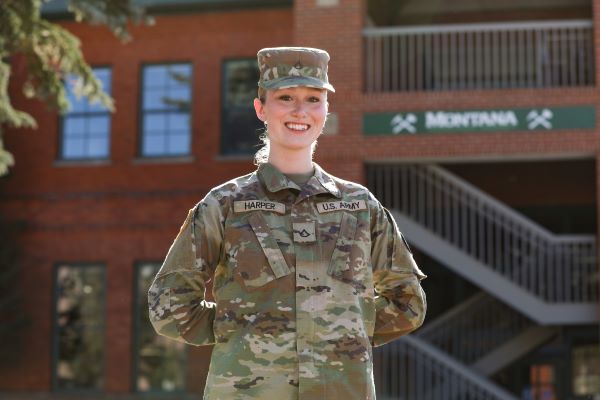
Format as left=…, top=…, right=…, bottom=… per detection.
left=370, top=197, right=427, bottom=347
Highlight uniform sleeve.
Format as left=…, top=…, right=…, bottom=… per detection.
left=370, top=197, right=427, bottom=347
left=148, top=193, right=223, bottom=346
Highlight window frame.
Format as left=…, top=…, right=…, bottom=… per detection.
left=567, top=327, right=600, bottom=399
left=51, top=262, right=107, bottom=393
left=219, top=57, right=263, bottom=157
left=131, top=261, right=188, bottom=394
left=138, top=61, right=194, bottom=159
left=57, top=66, right=113, bottom=162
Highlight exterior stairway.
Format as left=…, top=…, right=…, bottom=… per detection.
left=373, top=292, right=557, bottom=400
left=416, top=292, right=556, bottom=376
left=367, top=163, right=598, bottom=324
left=373, top=334, right=519, bottom=400
left=367, top=163, right=598, bottom=399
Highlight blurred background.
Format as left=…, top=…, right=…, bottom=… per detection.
left=0, top=0, right=599, bottom=399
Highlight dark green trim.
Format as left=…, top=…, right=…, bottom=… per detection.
left=364, top=105, right=597, bottom=136
left=41, top=0, right=69, bottom=16
left=139, top=0, right=292, bottom=14
left=43, top=0, right=291, bottom=20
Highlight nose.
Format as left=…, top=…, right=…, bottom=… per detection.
left=291, top=102, right=307, bottom=118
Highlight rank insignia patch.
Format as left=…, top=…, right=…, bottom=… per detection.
left=293, top=222, right=316, bottom=243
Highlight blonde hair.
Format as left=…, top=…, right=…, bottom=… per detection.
left=258, top=86, right=266, bottom=103
left=254, top=133, right=270, bottom=165
left=254, top=90, right=269, bottom=165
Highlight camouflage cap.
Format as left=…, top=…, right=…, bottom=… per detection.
left=257, top=47, right=335, bottom=92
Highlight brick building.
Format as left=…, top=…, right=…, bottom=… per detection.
left=0, top=0, right=598, bottom=398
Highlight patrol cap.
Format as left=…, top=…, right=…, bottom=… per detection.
left=257, top=47, right=335, bottom=92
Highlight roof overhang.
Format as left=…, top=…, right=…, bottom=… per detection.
left=43, top=0, right=292, bottom=20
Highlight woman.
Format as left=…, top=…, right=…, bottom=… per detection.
left=148, top=47, right=426, bottom=400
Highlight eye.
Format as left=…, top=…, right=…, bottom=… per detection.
left=307, top=96, right=321, bottom=103
left=278, top=95, right=293, bottom=101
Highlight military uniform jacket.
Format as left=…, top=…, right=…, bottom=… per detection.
left=149, top=163, right=426, bottom=400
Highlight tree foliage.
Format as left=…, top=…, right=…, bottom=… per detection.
left=0, top=0, right=152, bottom=175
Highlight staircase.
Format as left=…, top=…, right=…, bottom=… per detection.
left=373, top=334, right=518, bottom=400
left=373, top=293, right=557, bottom=400
left=416, top=292, right=544, bottom=372
left=367, top=163, right=598, bottom=399
left=367, top=163, right=598, bottom=323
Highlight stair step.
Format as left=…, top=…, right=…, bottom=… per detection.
left=471, top=326, right=559, bottom=376
left=393, top=210, right=599, bottom=324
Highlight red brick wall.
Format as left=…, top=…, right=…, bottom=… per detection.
left=293, top=0, right=600, bottom=186
left=293, top=0, right=366, bottom=182
left=2, top=0, right=600, bottom=395
left=0, top=7, right=292, bottom=392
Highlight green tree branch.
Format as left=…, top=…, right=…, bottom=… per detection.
left=0, top=0, right=152, bottom=176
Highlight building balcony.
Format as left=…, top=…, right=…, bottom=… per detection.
left=364, top=20, right=595, bottom=93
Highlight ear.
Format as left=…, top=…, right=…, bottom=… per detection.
left=254, top=98, right=265, bottom=122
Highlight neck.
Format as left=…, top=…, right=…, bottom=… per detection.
left=268, top=151, right=313, bottom=174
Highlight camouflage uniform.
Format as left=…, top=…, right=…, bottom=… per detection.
left=149, top=163, right=427, bottom=399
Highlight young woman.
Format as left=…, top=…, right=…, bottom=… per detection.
left=149, top=47, right=426, bottom=400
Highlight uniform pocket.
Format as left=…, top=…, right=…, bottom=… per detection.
left=235, top=212, right=291, bottom=289
left=327, top=212, right=358, bottom=280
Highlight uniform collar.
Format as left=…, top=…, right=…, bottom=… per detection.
left=311, top=163, right=342, bottom=198
left=257, top=162, right=341, bottom=198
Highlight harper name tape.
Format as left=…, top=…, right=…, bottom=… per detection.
left=234, top=200, right=286, bottom=214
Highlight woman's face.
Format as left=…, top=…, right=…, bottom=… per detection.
left=253, top=86, right=328, bottom=157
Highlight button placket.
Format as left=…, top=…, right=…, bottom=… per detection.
left=292, top=200, right=319, bottom=390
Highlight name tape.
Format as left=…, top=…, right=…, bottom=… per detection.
left=316, top=200, right=367, bottom=213
left=234, top=200, right=286, bottom=214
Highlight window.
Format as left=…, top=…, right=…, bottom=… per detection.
left=525, top=364, right=557, bottom=400
left=221, top=59, right=263, bottom=156
left=60, top=68, right=112, bottom=160
left=53, top=264, right=105, bottom=391
left=572, top=344, right=600, bottom=396
left=133, top=262, right=186, bottom=392
left=141, top=63, right=192, bottom=157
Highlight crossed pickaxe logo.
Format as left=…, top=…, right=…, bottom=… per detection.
left=526, top=109, right=553, bottom=130
left=391, top=113, right=418, bottom=134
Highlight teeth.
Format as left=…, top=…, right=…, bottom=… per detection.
left=286, top=123, right=309, bottom=131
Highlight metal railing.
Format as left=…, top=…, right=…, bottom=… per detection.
left=367, top=164, right=598, bottom=303
left=373, top=335, right=518, bottom=400
left=364, top=20, right=595, bottom=92
left=416, top=292, right=532, bottom=365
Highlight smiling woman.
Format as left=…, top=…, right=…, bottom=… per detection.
left=148, top=47, right=427, bottom=400
left=254, top=86, right=327, bottom=169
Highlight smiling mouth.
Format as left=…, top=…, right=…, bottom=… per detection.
left=285, top=122, right=310, bottom=131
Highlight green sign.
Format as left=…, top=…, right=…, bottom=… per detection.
left=363, top=106, right=596, bottom=135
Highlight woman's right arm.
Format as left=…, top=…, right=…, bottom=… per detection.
left=148, top=193, right=224, bottom=346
